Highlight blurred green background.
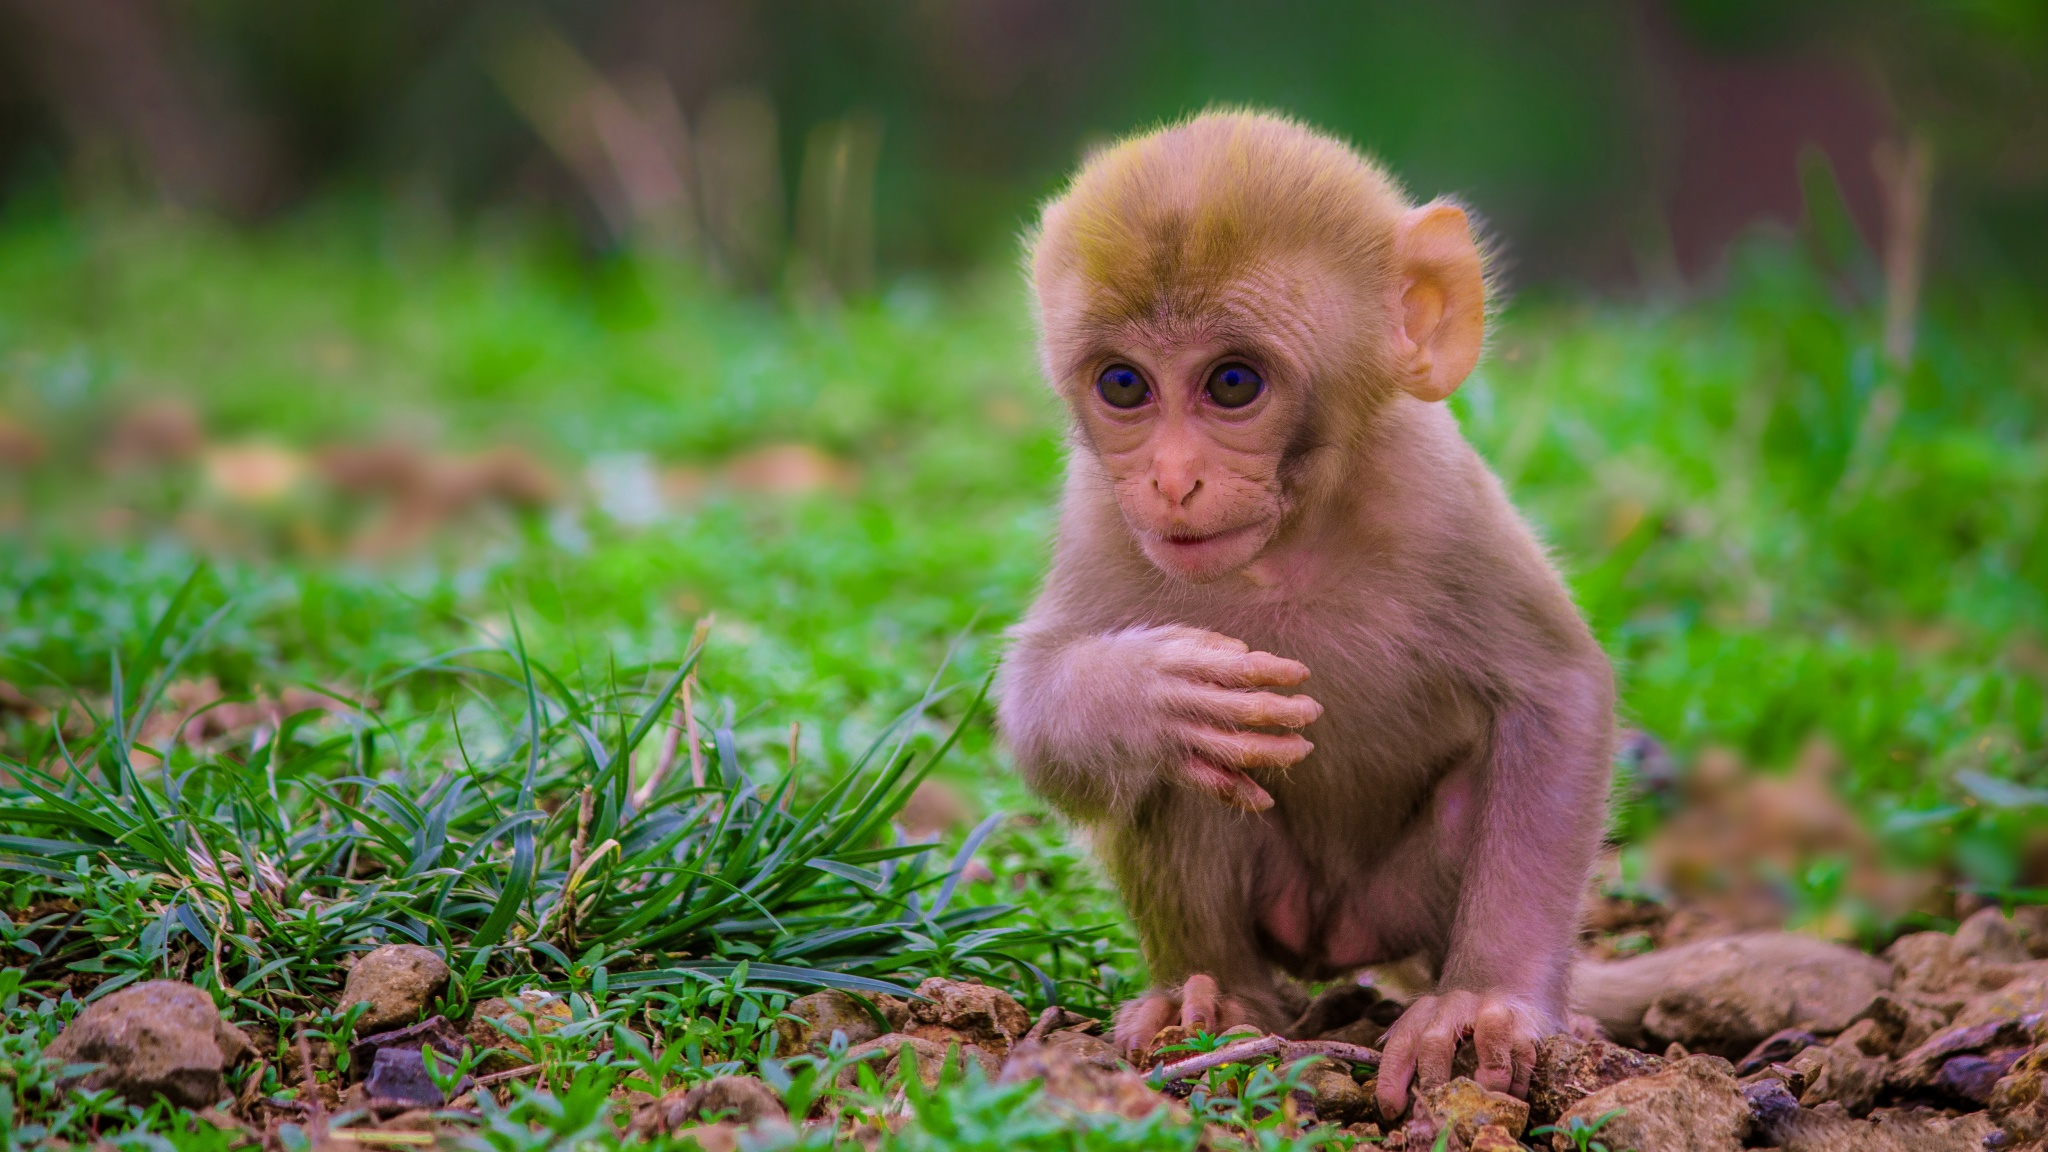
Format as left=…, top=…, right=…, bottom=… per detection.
left=3, top=0, right=2048, bottom=946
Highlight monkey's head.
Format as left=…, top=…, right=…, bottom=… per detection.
left=1028, top=111, right=1488, bottom=583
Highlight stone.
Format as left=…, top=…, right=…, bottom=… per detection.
left=1789, top=1039, right=1885, bottom=1115
left=363, top=1046, right=444, bottom=1109
left=1764, top=1105, right=2000, bottom=1152
left=340, top=944, right=449, bottom=1033
left=1892, top=1014, right=2038, bottom=1088
left=1956, top=907, right=2033, bottom=965
left=1845, top=992, right=1948, bottom=1058
left=1636, top=933, right=1891, bottom=1058
left=1953, top=968, right=2048, bottom=1031
left=772, top=990, right=903, bottom=1055
left=840, top=1032, right=1001, bottom=1089
left=43, top=980, right=254, bottom=1108
left=1466, top=1125, right=1521, bottom=1151
left=906, top=978, right=1031, bottom=1057
left=628, top=1075, right=787, bottom=1138
left=1288, top=980, right=1385, bottom=1038
left=1991, top=1045, right=2048, bottom=1145
left=348, top=1014, right=464, bottom=1076
left=1549, top=1054, right=1750, bottom=1152
left=466, top=991, right=571, bottom=1073
left=1407, top=1076, right=1528, bottom=1147
left=1934, top=1047, right=2025, bottom=1105
left=1735, top=1027, right=1821, bottom=1075
left=998, top=1038, right=1168, bottom=1120
left=1295, top=1058, right=1373, bottom=1125
left=1741, top=1076, right=1802, bottom=1137
left=1528, top=1032, right=1666, bottom=1126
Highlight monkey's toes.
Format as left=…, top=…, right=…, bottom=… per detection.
left=1112, top=974, right=1256, bottom=1056
left=1374, top=990, right=1540, bottom=1119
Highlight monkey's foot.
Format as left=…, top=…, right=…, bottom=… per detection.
left=1112, top=974, right=1256, bottom=1058
left=1374, top=990, right=1543, bottom=1119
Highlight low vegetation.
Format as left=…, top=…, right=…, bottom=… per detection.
left=1, top=201, right=2044, bottom=1146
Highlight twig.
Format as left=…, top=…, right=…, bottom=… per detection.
left=563, top=786, right=594, bottom=945
left=1873, top=133, right=1933, bottom=368
left=784, top=721, right=799, bottom=810
left=683, top=674, right=705, bottom=789
left=1026, top=1006, right=1062, bottom=1044
left=631, top=617, right=714, bottom=807
left=1149, top=1037, right=1380, bottom=1083
left=296, top=1032, right=328, bottom=1144
left=471, top=1062, right=544, bottom=1087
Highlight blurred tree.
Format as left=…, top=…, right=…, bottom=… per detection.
left=0, top=0, right=2039, bottom=293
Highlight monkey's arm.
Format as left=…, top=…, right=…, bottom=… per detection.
left=1376, top=661, right=1613, bottom=1115
left=994, top=619, right=1321, bottom=822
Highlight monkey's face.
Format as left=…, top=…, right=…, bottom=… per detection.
left=1067, top=327, right=1311, bottom=583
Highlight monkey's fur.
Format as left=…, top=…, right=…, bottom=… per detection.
left=995, top=111, right=1614, bottom=1115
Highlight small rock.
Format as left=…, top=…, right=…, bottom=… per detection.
left=341, top=944, right=449, bottom=1033
left=1952, top=967, right=2048, bottom=1031
left=466, top=991, right=570, bottom=1072
left=348, top=1015, right=464, bottom=1076
left=1528, top=1032, right=1666, bottom=1126
left=1892, top=1014, right=2038, bottom=1088
left=629, top=1075, right=786, bottom=1137
left=1288, top=980, right=1385, bottom=1038
left=1935, top=1047, right=2025, bottom=1105
left=43, top=980, right=254, bottom=1108
left=907, top=978, right=1031, bottom=1056
left=1887, top=929, right=2031, bottom=1004
left=1636, top=933, right=1891, bottom=1058
left=841, top=1032, right=1001, bottom=1088
left=1770, top=1105, right=1999, bottom=1152
left=1295, top=1058, right=1373, bottom=1125
left=1040, top=1028, right=1123, bottom=1068
left=1741, top=1076, right=1802, bottom=1139
left=1956, top=907, right=2032, bottom=965
left=1467, top=1124, right=1522, bottom=1151
left=998, top=1038, right=1167, bottom=1120
left=1735, top=1027, right=1820, bottom=1075
left=1991, top=1045, right=2048, bottom=1145
left=1550, top=1054, right=1750, bottom=1152
left=1789, top=1039, right=1885, bottom=1115
left=364, top=1047, right=444, bottom=1109
left=1407, top=1076, right=1528, bottom=1147
left=772, top=990, right=904, bottom=1054
left=1845, top=992, right=1948, bottom=1058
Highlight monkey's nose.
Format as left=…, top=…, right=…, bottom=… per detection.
left=1154, top=474, right=1203, bottom=507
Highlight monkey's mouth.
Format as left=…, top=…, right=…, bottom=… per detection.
left=1156, top=522, right=1262, bottom=554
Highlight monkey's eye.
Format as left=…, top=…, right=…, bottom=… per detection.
left=1097, top=365, right=1151, bottom=409
left=1206, top=363, right=1264, bottom=408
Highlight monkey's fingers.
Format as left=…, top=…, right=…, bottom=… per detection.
left=1235, top=649, right=1312, bottom=688
left=1374, top=1003, right=1424, bottom=1118
left=1156, top=633, right=1310, bottom=689
left=1179, top=974, right=1221, bottom=1032
left=1113, top=992, right=1180, bottom=1056
left=1181, top=755, right=1274, bottom=812
left=1184, top=726, right=1314, bottom=772
left=1472, top=999, right=1537, bottom=1099
left=1178, top=686, right=1322, bottom=729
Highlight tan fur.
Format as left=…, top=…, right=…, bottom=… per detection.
left=995, top=111, right=1614, bottom=1117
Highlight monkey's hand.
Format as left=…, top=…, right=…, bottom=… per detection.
left=1374, top=989, right=1544, bottom=1118
left=1133, top=625, right=1320, bottom=812
left=1112, top=974, right=1256, bottom=1058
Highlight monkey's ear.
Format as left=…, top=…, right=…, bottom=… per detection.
left=1388, top=202, right=1486, bottom=402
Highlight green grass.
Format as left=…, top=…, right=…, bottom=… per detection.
left=1, top=199, right=2046, bottom=1146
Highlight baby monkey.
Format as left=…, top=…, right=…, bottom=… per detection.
left=996, top=111, right=1613, bottom=1117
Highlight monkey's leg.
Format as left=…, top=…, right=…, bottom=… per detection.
left=1101, top=807, right=1291, bottom=1055
left=1374, top=677, right=1610, bottom=1119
